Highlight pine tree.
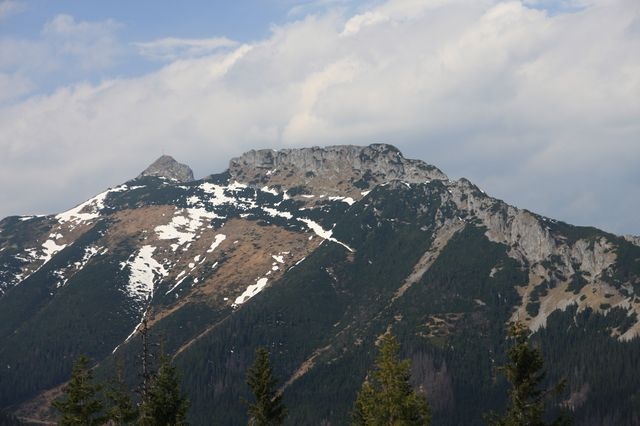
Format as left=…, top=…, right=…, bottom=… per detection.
left=486, top=321, right=571, bottom=426
left=352, top=333, right=430, bottom=426
left=245, top=347, right=287, bottom=426
left=104, top=360, right=137, bottom=425
left=52, top=355, right=106, bottom=425
left=139, top=355, right=190, bottom=426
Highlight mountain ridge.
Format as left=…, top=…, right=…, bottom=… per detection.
left=0, top=144, right=638, bottom=425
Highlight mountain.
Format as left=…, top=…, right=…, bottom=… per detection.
left=0, top=145, right=638, bottom=425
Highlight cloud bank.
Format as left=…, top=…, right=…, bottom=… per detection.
left=0, top=0, right=638, bottom=235
left=133, top=37, right=239, bottom=61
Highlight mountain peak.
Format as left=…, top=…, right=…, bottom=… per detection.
left=228, top=144, right=448, bottom=194
left=137, top=155, right=194, bottom=182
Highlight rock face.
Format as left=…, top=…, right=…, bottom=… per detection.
left=229, top=144, right=448, bottom=195
left=137, top=155, right=194, bottom=182
left=624, top=235, right=640, bottom=246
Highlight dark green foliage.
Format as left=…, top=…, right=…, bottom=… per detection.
left=394, top=224, right=527, bottom=425
left=566, top=272, right=588, bottom=295
left=301, top=200, right=350, bottom=230
left=245, top=347, right=287, bottom=426
left=0, top=232, right=137, bottom=407
left=526, top=302, right=541, bottom=317
left=0, top=215, right=55, bottom=295
left=284, top=185, right=311, bottom=196
left=538, top=305, right=640, bottom=425
left=353, top=170, right=374, bottom=189
left=530, top=281, right=551, bottom=301
left=52, top=355, right=105, bottom=426
left=104, top=361, right=137, bottom=425
left=352, top=333, right=430, bottom=425
left=603, top=238, right=640, bottom=293
left=139, top=355, right=190, bottom=426
left=545, top=220, right=611, bottom=246
left=486, top=322, right=569, bottom=426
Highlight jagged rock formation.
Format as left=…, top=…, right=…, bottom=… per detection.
left=137, top=155, right=194, bottom=182
left=229, top=144, right=448, bottom=196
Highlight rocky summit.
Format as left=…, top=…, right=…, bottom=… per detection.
left=229, top=144, right=448, bottom=196
left=0, top=144, right=638, bottom=425
left=137, top=154, right=194, bottom=182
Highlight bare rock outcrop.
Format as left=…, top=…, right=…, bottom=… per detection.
left=138, top=155, right=194, bottom=183
left=229, top=144, right=448, bottom=195
left=624, top=235, right=640, bottom=246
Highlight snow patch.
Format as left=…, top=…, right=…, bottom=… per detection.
left=41, top=239, right=67, bottom=265
left=261, top=186, right=279, bottom=196
left=297, top=218, right=354, bottom=252
left=233, top=277, right=269, bottom=307
left=166, top=273, right=189, bottom=295
left=186, top=195, right=201, bottom=206
left=263, top=207, right=293, bottom=220
left=122, top=245, right=168, bottom=302
left=155, top=208, right=221, bottom=250
left=19, top=215, right=43, bottom=221
left=56, top=184, right=129, bottom=224
left=54, top=245, right=103, bottom=288
left=329, top=196, right=355, bottom=205
left=207, top=234, right=226, bottom=253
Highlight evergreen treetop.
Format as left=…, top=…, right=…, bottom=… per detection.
left=352, top=333, right=431, bottom=425
left=104, top=360, right=137, bottom=425
left=246, top=347, right=287, bottom=426
left=486, top=321, right=571, bottom=426
left=139, top=354, right=190, bottom=426
left=52, top=355, right=105, bottom=426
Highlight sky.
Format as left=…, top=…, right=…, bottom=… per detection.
left=0, top=0, right=638, bottom=236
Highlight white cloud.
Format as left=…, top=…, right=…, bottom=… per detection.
left=0, top=14, right=123, bottom=97
left=0, top=0, right=638, bottom=235
left=43, top=13, right=120, bottom=37
left=133, top=37, right=238, bottom=61
left=41, top=14, right=123, bottom=70
left=341, top=10, right=390, bottom=35
left=0, top=0, right=25, bottom=20
left=0, top=72, right=33, bottom=103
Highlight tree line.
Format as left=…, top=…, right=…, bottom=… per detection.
left=51, top=321, right=571, bottom=425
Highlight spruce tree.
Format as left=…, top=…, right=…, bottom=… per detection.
left=104, top=361, right=137, bottom=425
left=352, top=333, right=431, bottom=426
left=52, top=355, right=106, bottom=425
left=486, top=321, right=571, bottom=426
left=139, top=355, right=190, bottom=426
left=246, top=347, right=287, bottom=426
